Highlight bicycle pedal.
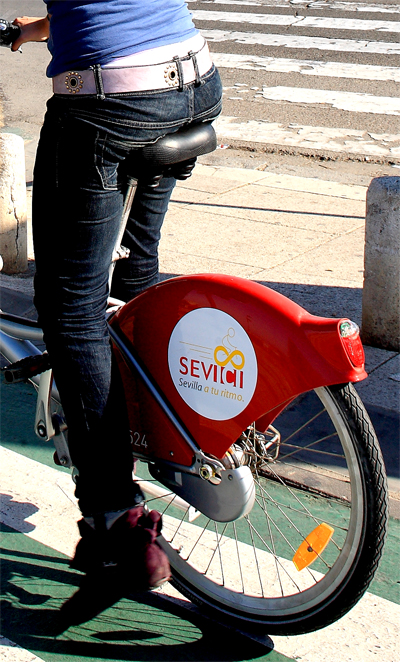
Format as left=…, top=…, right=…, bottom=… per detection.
left=2, top=353, right=51, bottom=383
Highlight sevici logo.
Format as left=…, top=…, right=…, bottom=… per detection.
left=168, top=308, right=258, bottom=421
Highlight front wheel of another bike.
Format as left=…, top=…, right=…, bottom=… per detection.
left=140, top=383, right=388, bottom=635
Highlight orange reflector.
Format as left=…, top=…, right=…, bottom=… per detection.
left=293, top=523, right=334, bottom=571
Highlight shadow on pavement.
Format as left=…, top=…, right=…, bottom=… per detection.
left=1, top=523, right=277, bottom=662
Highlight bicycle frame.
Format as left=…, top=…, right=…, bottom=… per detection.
left=0, top=118, right=368, bottom=522
left=0, top=272, right=367, bottom=521
left=109, top=273, right=367, bottom=470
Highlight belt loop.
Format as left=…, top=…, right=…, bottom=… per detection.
left=173, top=56, right=184, bottom=92
left=188, top=51, right=201, bottom=87
left=91, top=64, right=106, bottom=100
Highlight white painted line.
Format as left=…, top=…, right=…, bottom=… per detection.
left=0, top=446, right=80, bottom=558
left=273, top=591, right=400, bottom=662
left=193, top=10, right=400, bottom=32
left=188, top=0, right=400, bottom=15
left=260, top=86, right=400, bottom=115
left=215, top=116, right=400, bottom=157
left=212, top=52, right=400, bottom=82
left=1, top=447, right=399, bottom=662
left=0, top=637, right=45, bottom=662
left=202, top=29, right=400, bottom=55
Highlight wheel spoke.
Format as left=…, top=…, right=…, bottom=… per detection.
left=215, top=522, right=228, bottom=586
left=256, top=489, right=349, bottom=536
left=168, top=505, right=192, bottom=544
left=255, top=465, right=284, bottom=597
left=245, top=515, right=303, bottom=594
left=185, top=519, right=212, bottom=562
left=260, top=464, right=321, bottom=525
left=140, top=386, right=384, bottom=634
left=280, top=433, right=344, bottom=461
left=245, top=515, right=265, bottom=597
left=232, top=521, right=246, bottom=594
left=280, top=407, right=327, bottom=445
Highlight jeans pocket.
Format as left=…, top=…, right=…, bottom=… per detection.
left=193, top=65, right=223, bottom=123
left=94, top=133, right=120, bottom=191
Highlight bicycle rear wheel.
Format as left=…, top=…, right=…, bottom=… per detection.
left=139, top=383, right=388, bottom=635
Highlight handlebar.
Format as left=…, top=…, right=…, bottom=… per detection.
left=0, top=19, right=21, bottom=47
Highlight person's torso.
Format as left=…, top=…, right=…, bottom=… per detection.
left=44, top=0, right=198, bottom=77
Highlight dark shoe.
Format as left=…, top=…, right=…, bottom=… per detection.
left=70, top=505, right=171, bottom=585
left=131, top=509, right=171, bottom=589
left=59, top=505, right=171, bottom=625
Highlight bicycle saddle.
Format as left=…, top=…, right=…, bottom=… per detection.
left=125, top=122, right=217, bottom=184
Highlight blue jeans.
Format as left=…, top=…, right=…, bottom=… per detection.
left=32, top=65, right=222, bottom=516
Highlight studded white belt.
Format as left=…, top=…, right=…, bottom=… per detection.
left=52, top=40, right=213, bottom=97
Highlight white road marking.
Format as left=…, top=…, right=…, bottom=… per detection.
left=0, top=447, right=80, bottom=558
left=0, top=637, right=45, bottom=662
left=193, top=10, right=400, bottom=32
left=212, top=52, right=400, bottom=82
left=273, top=593, right=400, bottom=662
left=188, top=0, right=400, bottom=14
left=202, top=29, right=400, bottom=54
left=260, top=86, right=400, bottom=115
left=1, top=446, right=399, bottom=662
left=215, top=116, right=400, bottom=157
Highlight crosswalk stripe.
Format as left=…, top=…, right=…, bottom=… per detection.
left=193, top=10, right=400, bottom=33
left=203, top=29, right=400, bottom=55
left=212, top=52, right=400, bottom=82
left=259, top=86, right=400, bottom=115
left=1, top=446, right=400, bottom=662
left=188, top=0, right=400, bottom=15
left=214, top=116, right=400, bottom=158
left=198, top=0, right=400, bottom=158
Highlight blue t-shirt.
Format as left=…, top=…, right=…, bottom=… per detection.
left=44, top=1, right=198, bottom=77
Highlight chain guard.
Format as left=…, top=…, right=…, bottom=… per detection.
left=149, top=463, right=255, bottom=522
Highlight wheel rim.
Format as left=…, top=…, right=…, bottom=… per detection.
left=139, top=387, right=366, bottom=621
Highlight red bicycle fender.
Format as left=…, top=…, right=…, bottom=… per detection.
left=111, top=274, right=367, bottom=463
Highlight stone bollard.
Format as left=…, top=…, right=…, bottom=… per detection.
left=0, top=132, right=28, bottom=274
left=361, top=176, right=400, bottom=351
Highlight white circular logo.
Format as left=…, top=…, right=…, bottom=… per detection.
left=168, top=308, right=258, bottom=421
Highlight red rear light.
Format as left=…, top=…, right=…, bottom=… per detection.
left=339, top=320, right=365, bottom=368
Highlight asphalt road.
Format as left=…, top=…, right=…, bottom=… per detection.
left=191, top=0, right=400, bottom=161
left=1, top=0, right=399, bottom=166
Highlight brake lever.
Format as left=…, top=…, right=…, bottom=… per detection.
left=0, top=18, right=21, bottom=50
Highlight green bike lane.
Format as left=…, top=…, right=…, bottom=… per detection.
left=1, top=381, right=399, bottom=662
left=1, top=523, right=294, bottom=662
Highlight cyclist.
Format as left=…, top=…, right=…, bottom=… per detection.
left=11, top=1, right=222, bottom=624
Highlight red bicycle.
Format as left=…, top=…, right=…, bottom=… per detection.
left=1, top=122, right=388, bottom=636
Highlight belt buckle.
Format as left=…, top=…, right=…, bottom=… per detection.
left=164, top=62, right=179, bottom=88
left=64, top=71, right=84, bottom=94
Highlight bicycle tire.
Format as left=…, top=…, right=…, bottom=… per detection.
left=142, top=383, right=388, bottom=635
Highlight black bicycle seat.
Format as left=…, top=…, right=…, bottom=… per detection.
left=125, top=122, right=217, bottom=183
left=140, top=122, right=217, bottom=166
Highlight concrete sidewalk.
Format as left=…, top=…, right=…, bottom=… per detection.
left=0, top=159, right=399, bottom=504
left=1, top=158, right=400, bottom=662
